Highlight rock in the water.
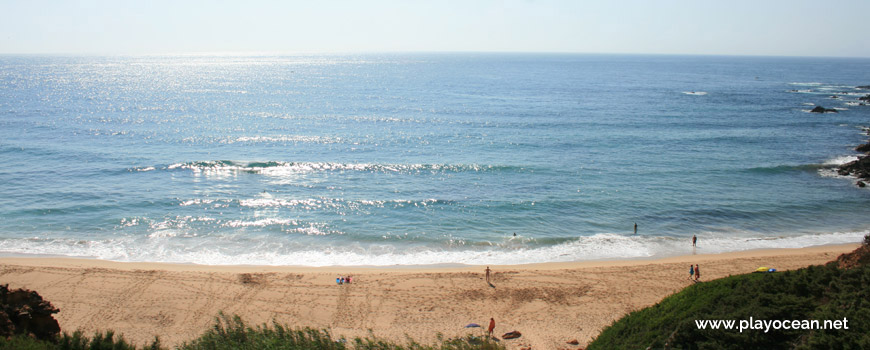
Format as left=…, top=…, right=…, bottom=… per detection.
left=858, top=181, right=866, bottom=188
left=838, top=156, right=870, bottom=180
left=810, top=106, right=837, bottom=113
left=856, top=143, right=870, bottom=153
left=859, top=94, right=870, bottom=101
left=857, top=85, right=870, bottom=90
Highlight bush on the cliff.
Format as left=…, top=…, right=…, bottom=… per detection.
left=181, top=313, right=344, bottom=350
left=0, top=284, right=60, bottom=342
left=1, top=311, right=503, bottom=350
left=0, top=330, right=155, bottom=350
left=587, top=249, right=870, bottom=349
left=181, top=312, right=504, bottom=350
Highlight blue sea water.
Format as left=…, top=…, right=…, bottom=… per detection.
left=1, top=53, right=869, bottom=266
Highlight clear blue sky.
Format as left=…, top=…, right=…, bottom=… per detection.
left=2, top=0, right=868, bottom=57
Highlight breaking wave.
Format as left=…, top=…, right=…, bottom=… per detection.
left=129, top=161, right=527, bottom=175
left=0, top=230, right=863, bottom=266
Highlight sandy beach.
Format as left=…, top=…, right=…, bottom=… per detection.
left=0, top=244, right=859, bottom=349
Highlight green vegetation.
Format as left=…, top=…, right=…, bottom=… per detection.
left=0, top=313, right=503, bottom=350
left=0, top=330, right=153, bottom=350
left=181, top=313, right=343, bottom=350
left=184, top=313, right=502, bottom=350
left=588, top=249, right=870, bottom=349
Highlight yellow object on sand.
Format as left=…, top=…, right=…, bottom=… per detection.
left=756, top=266, right=770, bottom=272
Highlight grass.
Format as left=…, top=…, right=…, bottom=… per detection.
left=0, top=313, right=503, bottom=350
left=587, top=258, right=870, bottom=349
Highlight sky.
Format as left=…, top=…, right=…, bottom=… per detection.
left=1, top=0, right=868, bottom=57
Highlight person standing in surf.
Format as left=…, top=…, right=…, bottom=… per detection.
left=692, top=235, right=697, bottom=247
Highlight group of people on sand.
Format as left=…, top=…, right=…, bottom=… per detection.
left=689, top=264, right=700, bottom=282
left=335, top=276, right=353, bottom=285
left=689, top=235, right=700, bottom=281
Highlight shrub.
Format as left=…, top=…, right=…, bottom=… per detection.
left=57, top=330, right=145, bottom=350
left=588, top=262, right=870, bottom=349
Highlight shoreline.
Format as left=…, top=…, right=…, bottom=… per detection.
left=0, top=237, right=863, bottom=271
left=0, top=242, right=859, bottom=272
left=0, top=243, right=859, bottom=349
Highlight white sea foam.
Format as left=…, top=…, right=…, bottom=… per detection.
left=0, top=230, right=864, bottom=266
left=222, top=218, right=299, bottom=228
left=148, top=230, right=183, bottom=238
left=682, top=91, right=707, bottom=96
left=239, top=198, right=309, bottom=208
left=231, top=135, right=344, bottom=144
left=164, top=161, right=498, bottom=178
left=822, top=155, right=859, bottom=166
left=119, top=217, right=144, bottom=227
left=817, top=155, right=858, bottom=178
left=818, top=168, right=849, bottom=179
left=179, top=199, right=216, bottom=206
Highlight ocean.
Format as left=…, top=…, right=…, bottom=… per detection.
left=1, top=53, right=869, bottom=266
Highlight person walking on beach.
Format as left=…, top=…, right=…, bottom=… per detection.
left=485, top=266, right=492, bottom=284
left=694, top=264, right=700, bottom=281
left=689, top=265, right=694, bottom=281
left=692, top=235, right=697, bottom=247
left=488, top=318, right=495, bottom=337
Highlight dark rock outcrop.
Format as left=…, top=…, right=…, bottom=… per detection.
left=810, top=106, right=838, bottom=113
left=856, top=143, right=870, bottom=153
left=0, top=284, right=60, bottom=341
left=832, top=242, right=870, bottom=269
left=859, top=94, right=870, bottom=101
left=838, top=156, right=870, bottom=180
left=857, top=85, right=870, bottom=90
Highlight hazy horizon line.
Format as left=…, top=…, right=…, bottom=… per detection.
left=2, top=50, right=869, bottom=60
